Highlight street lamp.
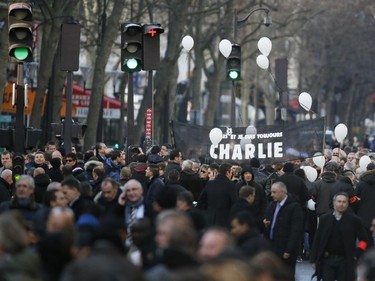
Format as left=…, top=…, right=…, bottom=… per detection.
left=231, top=7, right=271, bottom=128
left=233, top=7, right=271, bottom=43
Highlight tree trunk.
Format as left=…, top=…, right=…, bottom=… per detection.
left=83, top=0, right=125, bottom=151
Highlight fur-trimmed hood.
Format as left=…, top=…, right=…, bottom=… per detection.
left=359, top=168, right=375, bottom=185
left=84, top=160, right=104, bottom=171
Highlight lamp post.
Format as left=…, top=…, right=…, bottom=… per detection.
left=231, top=7, right=271, bottom=127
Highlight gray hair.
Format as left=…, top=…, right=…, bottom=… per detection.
left=16, top=175, right=35, bottom=189
left=271, top=181, right=287, bottom=193
left=182, top=160, right=193, bottom=170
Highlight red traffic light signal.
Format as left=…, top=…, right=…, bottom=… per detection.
left=8, top=2, right=33, bottom=62
left=142, top=24, right=164, bottom=70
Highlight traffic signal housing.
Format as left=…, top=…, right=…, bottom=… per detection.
left=8, top=2, right=33, bottom=62
left=121, top=23, right=143, bottom=72
left=142, top=24, right=164, bottom=70
left=226, top=44, right=241, bottom=81
left=12, top=153, right=25, bottom=181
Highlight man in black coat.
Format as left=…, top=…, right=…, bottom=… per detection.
left=264, top=181, right=303, bottom=280
left=356, top=165, right=375, bottom=231
left=164, top=149, right=182, bottom=182
left=0, top=169, right=14, bottom=203
left=179, top=160, right=202, bottom=201
left=61, top=178, right=98, bottom=221
left=277, top=162, right=309, bottom=207
left=197, top=163, right=237, bottom=228
left=310, top=192, right=370, bottom=281
left=235, top=165, right=268, bottom=220
left=230, top=211, right=272, bottom=259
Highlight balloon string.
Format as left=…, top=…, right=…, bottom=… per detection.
left=267, top=65, right=323, bottom=155
left=267, top=67, right=317, bottom=115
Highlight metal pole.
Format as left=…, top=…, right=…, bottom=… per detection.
left=14, top=63, right=25, bottom=153
left=127, top=72, right=134, bottom=146
left=231, top=80, right=236, bottom=127
left=64, top=71, right=73, bottom=154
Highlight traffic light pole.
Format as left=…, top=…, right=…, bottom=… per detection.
left=231, top=80, right=236, bottom=128
left=14, top=63, right=25, bottom=153
left=127, top=72, right=135, bottom=146
left=64, top=71, right=73, bottom=154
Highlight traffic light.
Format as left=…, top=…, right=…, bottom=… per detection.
left=142, top=24, right=164, bottom=70
left=121, top=23, right=143, bottom=72
left=12, top=153, right=25, bottom=181
left=8, top=2, right=33, bottom=62
left=226, top=44, right=241, bottom=80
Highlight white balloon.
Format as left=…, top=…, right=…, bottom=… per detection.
left=334, top=123, right=348, bottom=143
left=313, top=153, right=325, bottom=168
left=256, top=55, right=269, bottom=70
left=258, top=37, right=272, bottom=56
left=359, top=155, right=371, bottom=169
left=182, top=35, right=194, bottom=51
left=246, top=125, right=257, bottom=136
left=298, top=92, right=312, bottom=112
left=303, top=166, right=318, bottom=183
left=209, top=128, right=223, bottom=145
left=219, top=39, right=232, bottom=58
left=307, top=199, right=316, bottom=211
left=240, top=138, right=252, bottom=151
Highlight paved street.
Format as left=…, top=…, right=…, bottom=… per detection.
left=296, top=261, right=314, bottom=281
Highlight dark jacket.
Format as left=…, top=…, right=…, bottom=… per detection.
left=0, top=197, right=42, bottom=222
left=96, top=189, right=123, bottom=217
left=164, top=162, right=181, bottom=182
left=47, top=167, right=64, bottom=183
left=145, top=176, right=165, bottom=208
left=104, top=158, right=122, bottom=181
left=356, top=169, right=375, bottom=229
left=179, top=169, right=203, bottom=201
left=310, top=171, right=337, bottom=216
left=0, top=177, right=13, bottom=203
left=330, top=176, right=357, bottom=211
left=277, top=172, right=309, bottom=207
left=310, top=211, right=370, bottom=281
left=230, top=198, right=264, bottom=233
left=70, top=196, right=99, bottom=221
left=236, top=230, right=272, bottom=258
left=235, top=166, right=268, bottom=219
left=34, top=173, right=51, bottom=204
left=196, top=174, right=237, bottom=227
left=264, top=195, right=304, bottom=258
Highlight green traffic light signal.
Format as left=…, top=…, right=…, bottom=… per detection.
left=14, top=47, right=29, bottom=60
left=228, top=70, right=240, bottom=80
left=125, top=58, right=140, bottom=70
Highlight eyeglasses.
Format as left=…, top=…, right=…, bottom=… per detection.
left=200, top=170, right=207, bottom=174
left=66, top=159, right=74, bottom=162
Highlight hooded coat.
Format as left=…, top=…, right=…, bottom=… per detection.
left=235, top=166, right=268, bottom=219
left=356, top=169, right=375, bottom=229
left=310, top=171, right=337, bottom=216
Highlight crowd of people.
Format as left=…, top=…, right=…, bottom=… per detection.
left=0, top=140, right=375, bottom=281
